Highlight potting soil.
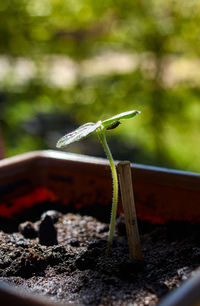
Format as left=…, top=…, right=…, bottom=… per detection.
left=1, top=211, right=200, bottom=305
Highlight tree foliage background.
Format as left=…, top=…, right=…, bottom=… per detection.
left=0, top=0, right=200, bottom=171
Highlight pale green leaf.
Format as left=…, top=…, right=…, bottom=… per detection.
left=56, top=121, right=101, bottom=148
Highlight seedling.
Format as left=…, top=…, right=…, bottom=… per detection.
left=56, top=110, right=140, bottom=250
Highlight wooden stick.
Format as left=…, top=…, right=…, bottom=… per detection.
left=117, top=161, right=143, bottom=262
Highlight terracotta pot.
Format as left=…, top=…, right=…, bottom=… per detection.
left=0, top=150, right=200, bottom=306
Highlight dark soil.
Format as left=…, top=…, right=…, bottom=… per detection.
left=1, top=210, right=200, bottom=305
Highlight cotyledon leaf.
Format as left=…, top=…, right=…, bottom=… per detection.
left=56, top=121, right=102, bottom=148
left=56, top=110, right=141, bottom=148
left=101, top=110, right=140, bottom=128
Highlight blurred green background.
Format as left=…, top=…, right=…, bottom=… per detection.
left=0, top=0, right=199, bottom=172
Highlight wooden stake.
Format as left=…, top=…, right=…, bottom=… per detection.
left=117, top=161, right=143, bottom=262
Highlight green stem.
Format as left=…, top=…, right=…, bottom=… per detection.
left=97, top=128, right=118, bottom=251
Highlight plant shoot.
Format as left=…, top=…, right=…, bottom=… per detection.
left=56, top=110, right=140, bottom=250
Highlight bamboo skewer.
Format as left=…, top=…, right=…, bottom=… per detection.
left=117, top=161, right=143, bottom=262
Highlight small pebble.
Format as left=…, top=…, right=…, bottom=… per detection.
left=18, top=221, right=38, bottom=238
left=39, top=215, right=58, bottom=246
left=40, top=210, right=62, bottom=224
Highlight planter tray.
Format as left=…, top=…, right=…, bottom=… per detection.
left=0, top=150, right=199, bottom=223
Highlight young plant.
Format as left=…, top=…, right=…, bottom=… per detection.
left=56, top=110, right=140, bottom=250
